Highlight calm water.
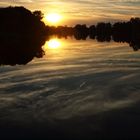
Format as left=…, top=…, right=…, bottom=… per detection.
left=0, top=37, right=140, bottom=139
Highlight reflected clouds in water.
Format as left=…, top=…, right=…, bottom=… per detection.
left=0, top=35, right=140, bottom=66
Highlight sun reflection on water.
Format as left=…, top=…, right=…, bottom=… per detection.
left=42, top=38, right=62, bottom=51
left=48, top=39, right=61, bottom=49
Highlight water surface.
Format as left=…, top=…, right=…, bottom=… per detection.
left=0, top=38, right=140, bottom=139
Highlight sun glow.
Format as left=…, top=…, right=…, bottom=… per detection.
left=45, top=13, right=62, bottom=24
left=48, top=39, right=61, bottom=49
left=42, top=38, right=66, bottom=55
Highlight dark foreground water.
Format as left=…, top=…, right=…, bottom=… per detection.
left=0, top=37, right=140, bottom=139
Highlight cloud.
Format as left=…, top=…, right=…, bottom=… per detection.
left=0, top=0, right=140, bottom=24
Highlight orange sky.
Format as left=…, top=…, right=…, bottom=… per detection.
left=0, top=0, right=140, bottom=26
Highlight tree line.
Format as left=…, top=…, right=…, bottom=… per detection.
left=47, top=18, right=140, bottom=51
left=47, top=18, right=140, bottom=40
left=0, top=6, right=140, bottom=65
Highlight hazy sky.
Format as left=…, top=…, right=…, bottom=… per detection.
left=0, top=0, right=140, bottom=25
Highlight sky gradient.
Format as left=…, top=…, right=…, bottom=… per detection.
left=0, top=0, right=140, bottom=25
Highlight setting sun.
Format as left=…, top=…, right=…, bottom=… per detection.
left=45, top=13, right=62, bottom=24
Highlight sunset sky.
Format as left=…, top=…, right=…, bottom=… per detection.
left=0, top=0, right=140, bottom=25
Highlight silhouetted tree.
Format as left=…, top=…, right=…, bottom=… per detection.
left=95, top=22, right=112, bottom=41
left=0, top=6, right=47, bottom=65
left=74, top=24, right=88, bottom=40
left=0, top=6, right=46, bottom=39
left=89, top=25, right=96, bottom=39
left=33, top=10, right=44, bottom=20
